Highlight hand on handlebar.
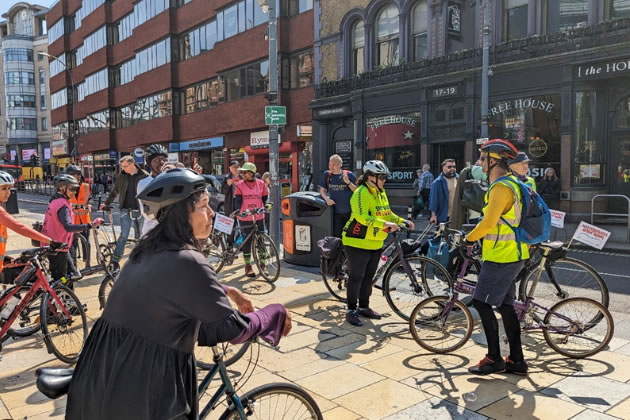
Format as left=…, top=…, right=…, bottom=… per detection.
left=49, top=240, right=67, bottom=251
left=384, top=222, right=399, bottom=232
left=92, top=218, right=105, bottom=227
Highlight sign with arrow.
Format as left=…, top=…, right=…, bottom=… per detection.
left=265, top=106, right=287, bottom=126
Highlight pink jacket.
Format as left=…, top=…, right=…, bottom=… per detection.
left=42, top=197, right=74, bottom=252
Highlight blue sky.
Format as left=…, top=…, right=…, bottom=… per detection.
left=0, top=1, right=58, bottom=20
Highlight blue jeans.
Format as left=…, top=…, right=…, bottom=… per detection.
left=113, top=209, right=143, bottom=262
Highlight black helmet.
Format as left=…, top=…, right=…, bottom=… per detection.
left=145, top=144, right=168, bottom=164
left=136, top=168, right=206, bottom=218
left=65, top=164, right=82, bottom=175
left=53, top=174, right=79, bottom=189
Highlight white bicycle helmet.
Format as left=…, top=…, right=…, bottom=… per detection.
left=0, top=171, right=14, bottom=186
left=363, top=160, right=390, bottom=175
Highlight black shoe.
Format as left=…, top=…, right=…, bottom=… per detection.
left=468, top=356, right=506, bottom=375
left=356, top=307, right=382, bottom=320
left=505, top=356, right=528, bottom=376
left=346, top=310, right=362, bottom=326
left=108, top=261, right=120, bottom=272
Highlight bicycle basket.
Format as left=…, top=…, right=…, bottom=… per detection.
left=317, top=236, right=343, bottom=277
left=31, top=221, right=43, bottom=247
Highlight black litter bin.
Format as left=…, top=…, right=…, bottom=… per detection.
left=281, top=191, right=332, bottom=266
left=6, top=188, right=19, bottom=214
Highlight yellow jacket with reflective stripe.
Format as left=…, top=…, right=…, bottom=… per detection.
left=481, top=175, right=529, bottom=263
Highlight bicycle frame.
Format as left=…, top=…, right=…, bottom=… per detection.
left=198, top=346, right=247, bottom=419
left=227, top=210, right=266, bottom=255
left=0, top=257, right=73, bottom=346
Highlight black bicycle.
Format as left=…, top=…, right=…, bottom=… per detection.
left=204, top=208, right=280, bottom=283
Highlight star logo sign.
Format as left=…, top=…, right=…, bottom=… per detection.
left=403, top=130, right=414, bottom=140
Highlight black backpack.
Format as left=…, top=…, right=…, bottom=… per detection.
left=317, top=236, right=344, bottom=277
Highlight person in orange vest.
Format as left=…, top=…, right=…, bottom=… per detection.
left=65, top=165, right=92, bottom=278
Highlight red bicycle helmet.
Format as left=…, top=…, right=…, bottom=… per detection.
left=479, top=139, right=519, bottom=161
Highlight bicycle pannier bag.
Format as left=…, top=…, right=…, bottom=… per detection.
left=317, top=236, right=343, bottom=277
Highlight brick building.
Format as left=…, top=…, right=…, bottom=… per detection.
left=311, top=0, right=630, bottom=215
left=46, top=0, right=315, bottom=191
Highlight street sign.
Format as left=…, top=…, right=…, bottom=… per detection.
left=265, top=106, right=287, bottom=126
left=475, top=138, right=489, bottom=145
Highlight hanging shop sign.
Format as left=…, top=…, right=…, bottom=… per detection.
left=575, top=58, right=630, bottom=79
left=313, top=105, right=351, bottom=119
left=297, top=125, right=312, bottom=137
left=250, top=131, right=281, bottom=149
left=447, top=3, right=461, bottom=38
left=490, top=98, right=555, bottom=116
left=178, top=137, right=224, bottom=151
left=52, top=140, right=68, bottom=156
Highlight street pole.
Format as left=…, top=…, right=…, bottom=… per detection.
left=480, top=0, right=490, bottom=139
left=265, top=2, right=280, bottom=247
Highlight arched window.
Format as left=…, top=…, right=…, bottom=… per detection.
left=351, top=21, right=365, bottom=75
left=411, top=1, right=428, bottom=61
left=375, top=5, right=399, bottom=67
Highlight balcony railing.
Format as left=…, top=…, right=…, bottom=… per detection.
left=315, top=17, right=630, bottom=99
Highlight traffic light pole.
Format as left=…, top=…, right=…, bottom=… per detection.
left=267, top=4, right=280, bottom=247
left=480, top=0, right=490, bottom=139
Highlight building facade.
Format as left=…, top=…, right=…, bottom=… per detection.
left=46, top=0, right=315, bottom=190
left=1, top=2, right=53, bottom=177
left=311, top=0, right=630, bottom=215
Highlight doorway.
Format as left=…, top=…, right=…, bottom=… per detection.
left=431, top=141, right=466, bottom=174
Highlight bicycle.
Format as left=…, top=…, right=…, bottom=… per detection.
left=205, top=208, right=281, bottom=283
left=36, top=343, right=324, bottom=419
left=0, top=245, right=88, bottom=363
left=320, top=224, right=453, bottom=321
left=409, top=239, right=614, bottom=359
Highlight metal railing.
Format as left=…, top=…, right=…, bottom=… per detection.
left=15, top=180, right=107, bottom=199
left=591, top=194, right=630, bottom=242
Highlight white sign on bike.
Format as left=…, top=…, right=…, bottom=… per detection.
left=295, top=225, right=311, bottom=252
left=571, top=221, right=611, bottom=250
left=550, top=209, right=566, bottom=228
left=214, top=213, right=234, bottom=235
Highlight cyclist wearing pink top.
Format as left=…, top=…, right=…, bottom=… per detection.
left=233, top=162, right=268, bottom=277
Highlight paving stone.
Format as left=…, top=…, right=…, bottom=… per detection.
left=277, top=355, right=346, bottom=382
left=324, top=338, right=405, bottom=365
left=570, top=409, right=622, bottom=419
left=0, top=399, right=11, bottom=420
left=606, top=396, right=630, bottom=419
left=361, top=350, right=420, bottom=381
left=383, top=396, right=487, bottom=420
left=541, top=373, right=630, bottom=413
left=275, top=327, right=336, bottom=353
left=322, top=406, right=362, bottom=420
left=296, top=364, right=384, bottom=400
left=310, top=332, right=365, bottom=353
left=479, top=389, right=584, bottom=419
left=333, top=379, right=428, bottom=420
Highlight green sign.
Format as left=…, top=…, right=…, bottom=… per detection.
left=265, top=106, right=287, bottom=126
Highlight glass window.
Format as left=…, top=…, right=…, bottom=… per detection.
left=225, top=69, right=241, bottom=101
left=246, top=0, right=254, bottom=29
left=254, top=2, right=268, bottom=26
left=207, top=20, right=217, bottom=50
left=239, top=1, right=246, bottom=32
left=351, top=21, right=365, bottom=75
left=366, top=112, right=422, bottom=184
left=224, top=4, right=239, bottom=38
left=375, top=5, right=400, bottom=67
left=545, top=0, right=588, bottom=33
left=610, top=0, right=630, bottom=18
left=7, top=118, right=38, bottom=131
left=76, top=26, right=107, bottom=66
left=41, top=93, right=46, bottom=109
left=49, top=54, right=66, bottom=77
left=2, top=48, right=34, bottom=62
left=283, top=50, right=313, bottom=89
left=217, top=11, right=224, bottom=41
left=39, top=69, right=46, bottom=85
left=504, top=0, right=528, bottom=41
left=77, top=68, right=109, bottom=102
left=574, top=92, right=603, bottom=185
left=48, top=18, right=65, bottom=44
left=4, top=71, right=35, bottom=85
left=51, top=89, right=68, bottom=109
left=411, top=1, right=428, bottom=61
left=42, top=117, right=48, bottom=131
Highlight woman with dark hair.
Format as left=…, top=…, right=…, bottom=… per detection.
left=537, top=167, right=560, bottom=206
left=65, top=168, right=292, bottom=420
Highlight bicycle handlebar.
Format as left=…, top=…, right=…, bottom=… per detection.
left=231, top=205, right=272, bottom=219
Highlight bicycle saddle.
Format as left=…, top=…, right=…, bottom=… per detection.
left=36, top=368, right=73, bottom=399
left=35, top=367, right=74, bottom=377
left=539, top=241, right=564, bottom=250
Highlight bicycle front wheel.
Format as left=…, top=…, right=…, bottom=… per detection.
left=203, top=232, right=226, bottom=273
left=519, top=257, right=609, bottom=325
left=543, top=297, right=613, bottom=359
left=320, top=250, right=348, bottom=303
left=40, top=284, right=88, bottom=364
left=195, top=340, right=251, bottom=370
left=71, top=234, right=91, bottom=273
left=383, top=255, right=454, bottom=321
left=218, top=383, right=323, bottom=420
left=252, top=232, right=280, bottom=283
left=409, top=296, right=473, bottom=354
left=98, top=271, right=118, bottom=310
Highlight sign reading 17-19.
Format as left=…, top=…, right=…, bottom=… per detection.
left=265, top=106, right=287, bottom=126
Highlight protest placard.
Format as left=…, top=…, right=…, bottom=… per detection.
left=571, top=221, right=611, bottom=250
left=213, top=213, right=234, bottom=235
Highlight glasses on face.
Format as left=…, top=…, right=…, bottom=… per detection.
left=377, top=175, right=388, bottom=181
left=68, top=186, right=79, bottom=192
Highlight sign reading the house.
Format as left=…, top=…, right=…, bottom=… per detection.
left=575, top=58, right=630, bottom=79
left=447, top=3, right=461, bottom=38
left=431, top=85, right=458, bottom=98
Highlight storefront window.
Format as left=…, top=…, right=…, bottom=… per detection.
left=489, top=94, right=561, bottom=181
left=544, top=0, right=588, bottom=33
left=574, top=92, right=603, bottom=185
left=366, top=112, right=421, bottom=184
left=230, top=147, right=245, bottom=167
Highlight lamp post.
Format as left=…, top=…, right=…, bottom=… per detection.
left=40, top=52, right=77, bottom=160
left=257, top=0, right=280, bottom=247
left=480, top=0, right=490, bottom=139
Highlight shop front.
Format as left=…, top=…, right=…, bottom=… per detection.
left=245, top=130, right=298, bottom=197
left=171, top=137, right=224, bottom=175
left=93, top=151, right=118, bottom=182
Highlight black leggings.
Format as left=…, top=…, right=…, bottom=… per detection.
left=472, top=299, right=524, bottom=362
left=344, top=245, right=381, bottom=311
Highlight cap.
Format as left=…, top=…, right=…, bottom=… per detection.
left=229, top=160, right=240, bottom=167
left=510, top=152, right=531, bottom=164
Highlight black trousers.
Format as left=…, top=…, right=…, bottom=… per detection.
left=48, top=252, right=69, bottom=282
left=421, top=189, right=431, bottom=215
left=240, top=219, right=266, bottom=254
left=333, top=212, right=351, bottom=239
left=344, top=245, right=381, bottom=311
left=472, top=299, right=524, bottom=363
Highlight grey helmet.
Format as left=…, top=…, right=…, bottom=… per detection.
left=0, top=171, right=14, bottom=186
left=145, top=144, right=168, bottom=164
left=136, top=168, right=206, bottom=218
left=53, top=174, right=79, bottom=189
left=65, top=164, right=82, bottom=175
left=363, top=160, right=390, bottom=175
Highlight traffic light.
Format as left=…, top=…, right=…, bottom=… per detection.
left=29, top=154, right=40, bottom=166
left=34, top=155, right=40, bottom=166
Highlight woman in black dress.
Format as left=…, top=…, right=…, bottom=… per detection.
left=65, top=168, right=291, bottom=420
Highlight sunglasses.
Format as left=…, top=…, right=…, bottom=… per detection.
left=377, top=174, right=388, bottom=181
left=68, top=186, right=79, bottom=192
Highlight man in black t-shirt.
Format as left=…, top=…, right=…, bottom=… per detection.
left=318, top=154, right=357, bottom=238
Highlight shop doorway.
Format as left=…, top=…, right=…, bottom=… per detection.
left=431, top=141, right=466, bottom=174
left=611, top=134, right=630, bottom=195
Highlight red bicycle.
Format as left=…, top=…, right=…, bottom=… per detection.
left=0, top=245, right=88, bottom=363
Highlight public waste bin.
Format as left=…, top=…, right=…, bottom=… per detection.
left=281, top=191, right=332, bottom=266
left=6, top=188, right=19, bottom=214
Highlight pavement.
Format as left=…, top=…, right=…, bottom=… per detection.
left=2, top=210, right=630, bottom=419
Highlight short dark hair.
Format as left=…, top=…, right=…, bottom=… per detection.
left=230, top=160, right=240, bottom=167
left=441, top=159, right=456, bottom=167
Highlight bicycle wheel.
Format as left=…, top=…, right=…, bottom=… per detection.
left=98, top=271, right=118, bottom=310
left=252, top=232, right=280, bottom=283
left=383, top=255, right=454, bottom=321
left=96, top=229, right=114, bottom=267
left=203, top=232, right=226, bottom=273
left=320, top=250, right=348, bottom=302
left=519, top=257, right=609, bottom=325
left=4, top=285, right=42, bottom=337
left=195, top=340, right=251, bottom=370
left=543, top=297, right=613, bottom=359
left=40, top=284, right=88, bottom=364
left=409, top=296, right=473, bottom=354
left=71, top=233, right=90, bottom=273
left=218, top=383, right=323, bottom=420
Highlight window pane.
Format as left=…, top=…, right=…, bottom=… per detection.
left=376, top=5, right=399, bottom=40
left=353, top=47, right=364, bottom=75
left=377, top=39, right=399, bottom=66
left=352, top=21, right=364, bottom=48
left=206, top=20, right=217, bottom=49
left=505, top=0, right=528, bottom=40
left=299, top=0, right=313, bottom=13
left=412, top=1, right=428, bottom=34
left=413, top=34, right=427, bottom=61
left=546, top=0, right=588, bottom=32
left=224, top=5, right=238, bottom=38
left=254, top=2, right=268, bottom=26
left=611, top=0, right=630, bottom=18
left=575, top=92, right=603, bottom=185
left=217, top=11, right=224, bottom=41
left=238, top=1, right=246, bottom=33
left=246, top=0, right=254, bottom=29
